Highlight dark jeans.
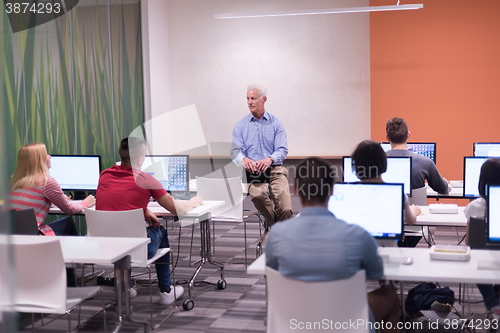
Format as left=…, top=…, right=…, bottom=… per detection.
left=48, top=216, right=78, bottom=236
left=147, top=225, right=171, bottom=291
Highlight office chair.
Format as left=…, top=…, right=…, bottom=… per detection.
left=11, top=237, right=106, bottom=333
left=266, top=267, right=369, bottom=333
left=84, top=208, right=173, bottom=327
left=10, top=208, right=39, bottom=235
left=406, top=187, right=433, bottom=246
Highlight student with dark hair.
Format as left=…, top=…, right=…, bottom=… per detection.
left=266, top=157, right=400, bottom=332
left=385, top=118, right=446, bottom=247
left=97, top=137, right=202, bottom=304
left=351, top=140, right=388, bottom=180
left=351, top=140, right=419, bottom=226
left=385, top=117, right=449, bottom=194
left=464, top=158, right=500, bottom=320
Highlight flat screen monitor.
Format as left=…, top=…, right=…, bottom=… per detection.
left=328, top=183, right=404, bottom=239
left=49, top=155, right=101, bottom=191
left=463, top=156, right=489, bottom=197
left=141, top=155, right=189, bottom=192
left=473, top=142, right=500, bottom=157
left=488, top=185, right=500, bottom=244
left=343, top=156, right=412, bottom=196
left=380, top=142, right=436, bottom=163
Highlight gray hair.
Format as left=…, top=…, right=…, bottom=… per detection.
left=247, top=84, right=267, bottom=97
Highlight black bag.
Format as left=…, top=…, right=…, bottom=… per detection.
left=243, top=167, right=271, bottom=184
left=405, top=282, right=455, bottom=316
left=406, top=283, right=472, bottom=333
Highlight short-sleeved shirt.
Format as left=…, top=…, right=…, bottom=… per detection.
left=96, top=165, right=167, bottom=212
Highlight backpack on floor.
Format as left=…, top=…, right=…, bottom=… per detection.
left=405, top=283, right=473, bottom=333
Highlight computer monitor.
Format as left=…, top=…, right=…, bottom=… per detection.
left=328, top=183, right=404, bottom=239
left=487, top=185, right=500, bottom=244
left=380, top=142, right=436, bottom=163
left=343, top=156, right=412, bottom=196
left=49, top=155, right=101, bottom=191
left=463, top=156, right=489, bottom=197
left=473, top=142, right=500, bottom=157
left=141, top=155, right=189, bottom=192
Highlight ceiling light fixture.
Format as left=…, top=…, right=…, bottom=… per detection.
left=214, top=2, right=423, bottom=19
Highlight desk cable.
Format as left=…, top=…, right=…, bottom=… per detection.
left=421, top=226, right=435, bottom=246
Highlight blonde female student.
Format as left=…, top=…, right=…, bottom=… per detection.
left=8, top=143, right=95, bottom=236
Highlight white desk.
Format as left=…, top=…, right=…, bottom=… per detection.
left=415, top=206, right=467, bottom=227
left=247, top=248, right=500, bottom=285
left=379, top=247, right=500, bottom=284
left=427, top=185, right=464, bottom=198
left=11, top=235, right=151, bottom=333
left=11, top=235, right=149, bottom=264
left=247, top=253, right=266, bottom=275
left=49, top=200, right=224, bottom=221
left=50, top=201, right=226, bottom=311
left=146, top=200, right=224, bottom=225
left=188, top=179, right=247, bottom=194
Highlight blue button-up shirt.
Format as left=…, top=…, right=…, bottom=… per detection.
left=265, top=207, right=383, bottom=282
left=231, top=111, right=288, bottom=167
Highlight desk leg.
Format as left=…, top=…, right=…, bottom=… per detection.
left=183, top=213, right=226, bottom=311
left=400, top=281, right=407, bottom=332
left=112, top=255, right=150, bottom=333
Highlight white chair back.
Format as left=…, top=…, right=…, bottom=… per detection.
left=13, top=237, right=67, bottom=313
left=85, top=208, right=148, bottom=265
left=196, top=176, right=244, bottom=221
left=405, top=187, right=429, bottom=239
left=409, top=186, right=427, bottom=206
left=266, top=267, right=369, bottom=333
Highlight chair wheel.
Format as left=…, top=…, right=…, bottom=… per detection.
left=182, top=299, right=194, bottom=311
left=217, top=279, right=227, bottom=290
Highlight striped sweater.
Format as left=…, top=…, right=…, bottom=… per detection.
left=8, top=177, right=89, bottom=236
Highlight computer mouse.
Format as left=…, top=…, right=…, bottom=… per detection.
left=402, top=257, right=413, bottom=265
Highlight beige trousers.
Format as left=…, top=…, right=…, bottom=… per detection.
left=247, top=165, right=293, bottom=227
left=368, top=286, right=401, bottom=333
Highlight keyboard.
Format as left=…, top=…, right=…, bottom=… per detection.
left=477, top=260, right=500, bottom=270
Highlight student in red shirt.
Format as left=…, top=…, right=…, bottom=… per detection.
left=97, top=137, right=201, bottom=305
